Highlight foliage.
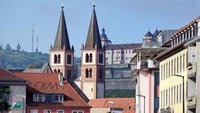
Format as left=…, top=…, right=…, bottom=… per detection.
left=105, top=89, right=135, bottom=98
left=0, top=49, right=49, bottom=69
left=0, top=86, right=10, bottom=111
left=5, top=44, right=11, bottom=51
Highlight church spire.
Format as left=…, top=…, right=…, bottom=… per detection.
left=53, top=6, right=70, bottom=50
left=85, top=5, right=102, bottom=49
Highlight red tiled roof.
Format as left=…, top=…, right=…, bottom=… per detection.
left=88, top=98, right=135, bottom=113
left=0, top=68, right=26, bottom=82
left=14, top=72, right=91, bottom=108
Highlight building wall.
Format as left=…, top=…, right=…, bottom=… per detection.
left=82, top=82, right=95, bottom=100
left=136, top=70, right=151, bottom=113
left=97, top=83, right=104, bottom=98
left=9, top=85, right=26, bottom=113
left=159, top=48, right=187, bottom=113
left=196, top=41, right=200, bottom=113
left=27, top=107, right=90, bottom=113
left=105, top=49, right=136, bottom=65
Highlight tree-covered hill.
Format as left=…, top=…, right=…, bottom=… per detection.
left=0, top=48, right=49, bottom=69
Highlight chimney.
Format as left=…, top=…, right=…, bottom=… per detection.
left=58, top=72, right=64, bottom=86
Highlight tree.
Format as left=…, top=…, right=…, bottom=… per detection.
left=0, top=44, right=3, bottom=50
left=0, top=86, right=10, bottom=111
left=5, top=44, right=11, bottom=51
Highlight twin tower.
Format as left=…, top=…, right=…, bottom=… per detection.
left=49, top=5, right=105, bottom=100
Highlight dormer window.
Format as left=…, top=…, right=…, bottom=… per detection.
left=33, top=94, right=45, bottom=102
left=53, top=94, right=64, bottom=102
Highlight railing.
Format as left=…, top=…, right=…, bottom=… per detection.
left=187, top=63, right=197, bottom=78
left=137, top=60, right=158, bottom=69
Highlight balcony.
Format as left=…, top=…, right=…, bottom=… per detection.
left=136, top=60, right=158, bottom=70
left=187, top=63, right=197, bottom=78
left=187, top=95, right=196, bottom=109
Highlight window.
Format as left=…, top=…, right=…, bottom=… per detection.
left=0, top=86, right=9, bottom=100
left=174, top=86, right=176, bottom=104
left=58, top=54, right=61, bottom=63
left=54, top=55, right=57, bottom=63
left=99, top=53, right=103, bottom=63
left=72, top=110, right=84, bottom=113
left=85, top=54, right=89, bottom=62
left=44, top=110, right=51, bottom=113
left=85, top=69, right=89, bottom=78
left=54, top=69, right=57, bottom=73
left=67, top=54, right=72, bottom=64
left=33, top=94, right=45, bottom=102
left=183, top=54, right=185, bottom=71
left=177, top=57, right=179, bottom=73
left=31, top=109, right=38, bottom=113
left=89, top=69, right=92, bottom=78
left=180, top=55, right=182, bottom=72
left=54, top=94, right=64, bottom=102
left=154, top=72, right=159, bottom=85
left=180, top=84, right=182, bottom=103
left=89, top=53, right=93, bottom=62
left=57, top=110, right=64, bottom=113
left=177, top=85, right=179, bottom=104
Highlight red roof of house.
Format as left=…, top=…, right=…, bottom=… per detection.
left=0, top=68, right=26, bottom=82
left=88, top=98, right=135, bottom=113
left=14, top=72, right=91, bottom=108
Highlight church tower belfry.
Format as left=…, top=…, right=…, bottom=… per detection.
left=81, top=5, right=105, bottom=100
left=50, top=6, right=74, bottom=80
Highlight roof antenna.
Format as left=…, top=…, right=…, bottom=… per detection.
left=93, top=1, right=95, bottom=7
left=32, top=24, right=34, bottom=52
left=36, top=36, right=39, bottom=52
left=61, top=3, right=64, bottom=9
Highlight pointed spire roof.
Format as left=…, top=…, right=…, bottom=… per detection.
left=144, top=31, right=153, bottom=37
left=85, top=5, right=102, bottom=49
left=53, top=6, right=70, bottom=50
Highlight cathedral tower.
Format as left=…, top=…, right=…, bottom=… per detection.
left=81, top=5, right=105, bottom=100
left=50, top=6, right=74, bottom=80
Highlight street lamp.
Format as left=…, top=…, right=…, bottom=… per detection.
left=173, top=74, right=185, bottom=113
left=137, top=94, right=145, bottom=113
left=108, top=101, right=114, bottom=113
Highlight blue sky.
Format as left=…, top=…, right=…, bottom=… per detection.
left=0, top=0, right=199, bottom=57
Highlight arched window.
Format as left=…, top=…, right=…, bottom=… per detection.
left=86, top=69, right=89, bottom=78
left=58, top=54, right=61, bottom=63
left=54, top=55, right=57, bottom=63
left=89, top=69, right=92, bottom=78
left=86, top=54, right=89, bottom=62
left=58, top=69, right=60, bottom=73
left=99, top=53, right=103, bottom=63
left=67, top=54, right=71, bottom=64
left=89, top=53, right=93, bottom=62
left=54, top=69, right=57, bottom=73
